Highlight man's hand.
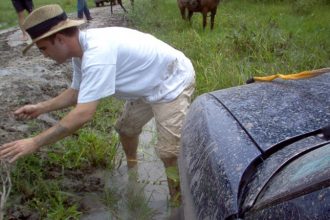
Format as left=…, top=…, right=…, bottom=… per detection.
left=0, top=100, right=99, bottom=163
left=13, top=88, right=79, bottom=120
left=14, top=104, right=43, bottom=120
left=0, top=138, right=39, bottom=163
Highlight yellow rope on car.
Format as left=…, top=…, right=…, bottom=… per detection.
left=246, top=67, right=330, bottom=84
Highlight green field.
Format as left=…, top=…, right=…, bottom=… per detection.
left=129, top=0, right=330, bottom=95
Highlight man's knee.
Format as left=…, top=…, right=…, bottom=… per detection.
left=161, top=155, right=178, bottom=168
left=115, top=122, right=142, bottom=138
left=156, top=133, right=180, bottom=166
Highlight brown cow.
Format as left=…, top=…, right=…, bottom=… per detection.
left=177, top=0, right=221, bottom=30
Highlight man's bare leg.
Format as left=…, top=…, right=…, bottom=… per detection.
left=17, top=11, right=28, bottom=41
left=119, top=133, right=139, bottom=168
left=162, top=156, right=181, bottom=202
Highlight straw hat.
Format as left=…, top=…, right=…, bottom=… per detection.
left=22, top=4, right=85, bottom=54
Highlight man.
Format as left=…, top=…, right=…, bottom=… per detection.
left=0, top=4, right=195, bottom=199
left=11, top=0, right=34, bottom=40
left=77, top=0, right=93, bottom=21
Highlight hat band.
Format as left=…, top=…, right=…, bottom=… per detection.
left=26, top=12, right=68, bottom=39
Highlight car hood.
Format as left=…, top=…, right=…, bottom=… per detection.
left=180, top=72, right=330, bottom=219
left=212, top=72, right=330, bottom=152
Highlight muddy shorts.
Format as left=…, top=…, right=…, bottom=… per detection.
left=115, top=81, right=195, bottom=160
left=11, top=0, right=34, bottom=13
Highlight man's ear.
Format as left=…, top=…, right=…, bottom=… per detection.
left=55, top=33, right=65, bottom=44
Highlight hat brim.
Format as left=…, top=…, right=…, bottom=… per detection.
left=23, top=19, right=85, bottom=55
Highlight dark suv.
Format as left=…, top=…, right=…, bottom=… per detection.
left=179, top=71, right=330, bottom=219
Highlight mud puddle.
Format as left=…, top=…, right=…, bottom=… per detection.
left=81, top=120, right=174, bottom=220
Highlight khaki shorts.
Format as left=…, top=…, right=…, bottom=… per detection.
left=115, top=82, right=195, bottom=160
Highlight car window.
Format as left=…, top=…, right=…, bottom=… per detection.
left=254, top=143, right=330, bottom=209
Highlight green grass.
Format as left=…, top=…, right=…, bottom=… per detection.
left=2, top=0, right=330, bottom=218
left=8, top=98, right=123, bottom=219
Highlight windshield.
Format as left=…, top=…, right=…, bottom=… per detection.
left=254, top=143, right=330, bottom=209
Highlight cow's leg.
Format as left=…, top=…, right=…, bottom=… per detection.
left=210, top=8, right=217, bottom=30
left=179, top=7, right=186, bottom=20
left=202, top=11, right=207, bottom=30
left=188, top=10, right=193, bottom=22
left=117, top=0, right=128, bottom=12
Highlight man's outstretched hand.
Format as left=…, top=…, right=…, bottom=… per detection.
left=0, top=138, right=39, bottom=163
left=0, top=104, right=43, bottom=163
left=14, top=104, right=43, bottom=120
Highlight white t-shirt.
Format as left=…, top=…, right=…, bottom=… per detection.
left=71, top=27, right=195, bottom=103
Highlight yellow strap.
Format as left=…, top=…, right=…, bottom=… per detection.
left=252, top=67, right=330, bottom=82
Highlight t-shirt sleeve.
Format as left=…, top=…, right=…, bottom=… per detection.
left=77, top=64, right=116, bottom=103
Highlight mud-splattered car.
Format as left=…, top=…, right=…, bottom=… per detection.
left=179, top=71, right=330, bottom=219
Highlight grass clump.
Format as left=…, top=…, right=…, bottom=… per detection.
left=49, top=128, right=119, bottom=169
left=6, top=98, right=122, bottom=219
left=8, top=156, right=81, bottom=219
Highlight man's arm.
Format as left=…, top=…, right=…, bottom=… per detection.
left=14, top=88, right=79, bottom=120
left=0, top=100, right=99, bottom=163
left=38, top=88, right=79, bottom=113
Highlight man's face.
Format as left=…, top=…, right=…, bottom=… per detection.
left=36, top=35, right=69, bottom=64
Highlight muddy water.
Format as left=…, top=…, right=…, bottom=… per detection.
left=80, top=120, right=174, bottom=220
